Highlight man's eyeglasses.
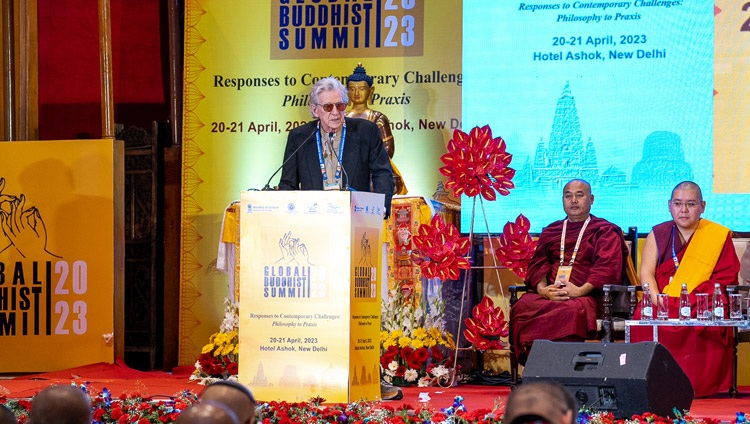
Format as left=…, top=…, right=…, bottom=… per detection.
left=316, top=102, right=347, bottom=112
left=670, top=200, right=699, bottom=209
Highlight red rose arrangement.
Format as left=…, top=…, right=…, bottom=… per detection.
left=191, top=299, right=240, bottom=384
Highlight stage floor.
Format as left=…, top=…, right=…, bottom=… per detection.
left=1, top=360, right=746, bottom=422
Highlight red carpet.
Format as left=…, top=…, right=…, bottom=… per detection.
left=1, top=361, right=747, bottom=421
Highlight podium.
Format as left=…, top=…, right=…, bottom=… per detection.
left=237, top=190, right=384, bottom=402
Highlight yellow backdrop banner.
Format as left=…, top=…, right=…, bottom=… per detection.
left=180, top=0, right=462, bottom=364
left=0, top=139, right=118, bottom=371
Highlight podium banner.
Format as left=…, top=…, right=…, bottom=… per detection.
left=238, top=190, right=383, bottom=402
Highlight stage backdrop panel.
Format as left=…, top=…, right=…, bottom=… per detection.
left=180, top=0, right=462, bottom=365
left=238, top=190, right=383, bottom=402
left=0, top=139, right=121, bottom=372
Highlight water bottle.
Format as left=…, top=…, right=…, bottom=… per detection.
left=641, top=282, right=653, bottom=320
left=712, top=282, right=724, bottom=321
left=679, top=283, right=691, bottom=321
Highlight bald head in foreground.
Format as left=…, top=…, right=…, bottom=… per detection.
left=505, top=381, right=577, bottom=424
left=0, top=405, right=17, bottom=424
left=176, top=402, right=239, bottom=424
left=200, top=381, right=256, bottom=424
left=28, top=385, right=91, bottom=424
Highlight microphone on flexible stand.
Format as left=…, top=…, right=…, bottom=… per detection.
left=260, top=128, right=317, bottom=191
left=327, top=131, right=351, bottom=191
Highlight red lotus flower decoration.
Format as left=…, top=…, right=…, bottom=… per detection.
left=493, top=214, right=537, bottom=279
left=411, top=214, right=471, bottom=281
left=439, top=125, right=515, bottom=201
left=463, top=296, right=508, bottom=351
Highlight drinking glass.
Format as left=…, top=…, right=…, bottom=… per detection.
left=696, top=293, right=710, bottom=321
left=729, top=294, right=743, bottom=320
left=657, top=293, right=669, bottom=320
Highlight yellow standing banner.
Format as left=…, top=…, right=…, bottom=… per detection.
left=713, top=1, right=750, bottom=193
left=238, top=190, right=383, bottom=402
left=0, top=139, right=121, bottom=371
left=181, top=0, right=462, bottom=364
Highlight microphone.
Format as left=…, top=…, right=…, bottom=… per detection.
left=327, top=131, right=351, bottom=191
left=261, top=128, right=317, bottom=191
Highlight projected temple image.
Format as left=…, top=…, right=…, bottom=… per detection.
left=468, top=82, right=697, bottom=234
left=461, top=1, right=750, bottom=234
left=516, top=83, right=694, bottom=192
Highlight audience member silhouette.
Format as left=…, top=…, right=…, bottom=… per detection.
left=28, top=385, right=91, bottom=424
left=0, top=406, right=17, bottom=424
left=504, top=381, right=577, bottom=424
left=176, top=401, right=239, bottom=424
left=200, top=381, right=256, bottom=424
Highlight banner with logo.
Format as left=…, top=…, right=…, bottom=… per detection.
left=0, top=139, right=118, bottom=371
left=180, top=0, right=462, bottom=364
left=238, top=190, right=382, bottom=402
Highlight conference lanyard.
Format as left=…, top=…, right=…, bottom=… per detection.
left=559, top=217, right=591, bottom=267
left=315, top=124, right=347, bottom=186
left=671, top=225, right=679, bottom=270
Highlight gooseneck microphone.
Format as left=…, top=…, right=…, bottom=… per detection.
left=327, top=131, right=351, bottom=191
left=261, top=128, right=317, bottom=191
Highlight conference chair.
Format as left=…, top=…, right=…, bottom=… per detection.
left=508, top=227, right=639, bottom=386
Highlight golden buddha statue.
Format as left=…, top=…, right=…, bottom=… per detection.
left=346, top=63, right=407, bottom=195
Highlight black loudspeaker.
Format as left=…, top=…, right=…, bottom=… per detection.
left=523, top=340, right=693, bottom=419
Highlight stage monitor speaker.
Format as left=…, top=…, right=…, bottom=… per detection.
left=523, top=340, right=693, bottom=418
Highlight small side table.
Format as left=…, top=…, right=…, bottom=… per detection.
left=624, top=318, right=750, bottom=398
left=624, top=318, right=749, bottom=343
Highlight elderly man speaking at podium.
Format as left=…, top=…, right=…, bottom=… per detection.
left=632, top=181, right=739, bottom=397
left=277, top=75, right=397, bottom=399
left=278, top=76, right=394, bottom=219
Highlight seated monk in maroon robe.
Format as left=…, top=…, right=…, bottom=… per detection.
left=631, top=181, right=738, bottom=398
left=511, top=179, right=626, bottom=365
